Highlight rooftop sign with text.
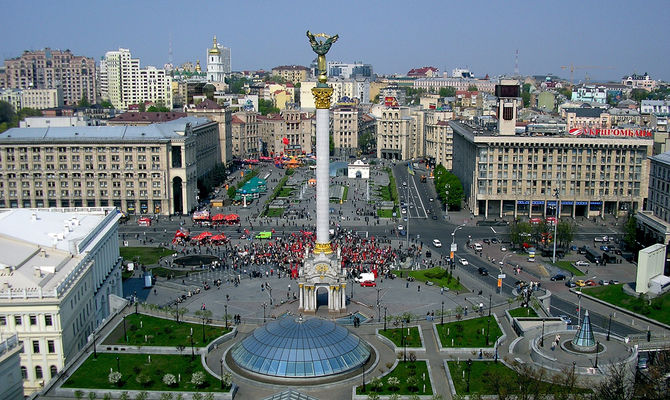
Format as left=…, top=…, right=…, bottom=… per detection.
left=568, top=127, right=653, bottom=137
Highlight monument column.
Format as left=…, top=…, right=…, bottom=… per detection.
left=312, top=87, right=334, bottom=251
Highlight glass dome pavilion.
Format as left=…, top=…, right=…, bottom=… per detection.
left=230, top=316, right=370, bottom=378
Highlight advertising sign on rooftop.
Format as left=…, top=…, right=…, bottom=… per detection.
left=568, top=127, right=653, bottom=137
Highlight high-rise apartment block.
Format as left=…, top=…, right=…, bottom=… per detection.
left=99, top=48, right=172, bottom=110
left=0, top=49, right=96, bottom=107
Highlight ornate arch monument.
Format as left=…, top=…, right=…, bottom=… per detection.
left=299, top=31, right=347, bottom=314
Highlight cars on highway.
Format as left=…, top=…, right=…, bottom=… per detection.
left=459, top=258, right=469, bottom=265
left=551, top=274, right=566, bottom=281
left=401, top=208, right=407, bottom=214
left=559, top=315, right=572, bottom=325
left=575, top=260, right=590, bottom=267
left=598, top=280, right=609, bottom=286
left=432, top=239, right=442, bottom=247
left=398, top=225, right=404, bottom=231
left=360, top=281, right=376, bottom=287
left=501, top=246, right=507, bottom=251
left=478, top=267, right=489, bottom=276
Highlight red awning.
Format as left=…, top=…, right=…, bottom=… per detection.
left=212, top=214, right=226, bottom=221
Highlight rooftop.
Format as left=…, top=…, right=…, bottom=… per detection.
left=0, top=208, right=119, bottom=297
left=109, top=112, right=188, bottom=123
left=0, top=117, right=212, bottom=143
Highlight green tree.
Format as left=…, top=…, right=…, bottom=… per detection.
left=78, top=95, right=90, bottom=108
left=433, top=164, right=464, bottom=210
left=258, top=98, right=279, bottom=115
left=631, top=88, right=649, bottom=103
left=329, top=133, right=334, bottom=156
left=225, top=76, right=250, bottom=94
left=138, top=102, right=146, bottom=112
left=521, top=83, right=532, bottom=107
left=147, top=106, right=159, bottom=112
left=227, top=185, right=237, bottom=200
left=558, top=87, right=572, bottom=99
left=509, top=221, right=532, bottom=248
left=359, top=131, right=375, bottom=153
left=100, top=100, right=113, bottom=109
left=556, top=220, right=575, bottom=248
left=373, top=94, right=380, bottom=104
left=439, top=87, right=456, bottom=97
left=623, top=215, right=637, bottom=251
left=265, top=75, right=287, bottom=84
left=467, top=85, right=478, bottom=92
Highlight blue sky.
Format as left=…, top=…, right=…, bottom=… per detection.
left=1, top=0, right=668, bottom=82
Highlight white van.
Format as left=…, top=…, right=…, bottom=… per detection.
left=474, top=243, right=483, bottom=251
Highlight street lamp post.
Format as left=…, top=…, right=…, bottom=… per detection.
left=488, top=294, right=492, bottom=317
left=225, top=304, right=229, bottom=330
left=540, top=318, right=545, bottom=347
left=262, top=303, right=267, bottom=323
left=594, top=341, right=600, bottom=369
left=190, top=334, right=194, bottom=360
left=441, top=301, right=444, bottom=325
left=92, top=333, right=97, bottom=359
left=607, top=314, right=612, bottom=341
left=401, top=320, right=406, bottom=362
left=451, top=223, right=465, bottom=270
left=123, top=314, right=127, bottom=343
left=383, top=307, right=387, bottom=331
left=116, top=356, right=120, bottom=373
left=466, top=359, right=472, bottom=392
left=552, top=188, right=560, bottom=263
left=577, top=291, right=583, bottom=328
left=134, top=299, right=138, bottom=315
left=376, top=288, right=382, bottom=323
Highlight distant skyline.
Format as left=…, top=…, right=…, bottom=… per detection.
left=1, top=0, right=669, bottom=83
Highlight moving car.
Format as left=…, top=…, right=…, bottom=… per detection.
left=459, top=258, right=469, bottom=266
left=398, top=225, right=404, bottom=231
left=255, top=231, right=272, bottom=239
left=559, top=315, right=572, bottom=325
left=360, top=281, right=377, bottom=287
left=478, top=267, right=489, bottom=276
left=433, top=239, right=442, bottom=247
left=551, top=274, right=567, bottom=281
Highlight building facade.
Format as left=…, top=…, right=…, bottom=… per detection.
left=637, top=152, right=670, bottom=270
left=0, top=335, right=23, bottom=400
left=186, top=99, right=233, bottom=167
left=413, top=77, right=497, bottom=94
left=0, top=117, right=217, bottom=215
left=206, top=36, right=231, bottom=83
left=450, top=120, right=653, bottom=218
left=622, top=73, right=658, bottom=91
left=259, top=110, right=314, bottom=157
left=0, top=49, right=96, bottom=106
left=231, top=111, right=260, bottom=158
left=373, top=105, right=413, bottom=160
left=20, top=88, right=63, bottom=110
left=0, top=208, right=122, bottom=395
left=99, top=48, right=172, bottom=110
left=332, top=106, right=359, bottom=157
left=271, top=65, right=309, bottom=84
left=327, top=61, right=373, bottom=79
left=300, top=78, right=370, bottom=109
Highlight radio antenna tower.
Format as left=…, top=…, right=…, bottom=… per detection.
left=168, top=33, right=173, bottom=65
left=514, top=49, right=519, bottom=76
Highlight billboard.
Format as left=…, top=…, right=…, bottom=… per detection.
left=568, top=127, right=653, bottom=137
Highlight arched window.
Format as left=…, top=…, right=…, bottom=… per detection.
left=50, top=365, right=58, bottom=378
left=35, top=365, right=43, bottom=379
left=20, top=366, right=27, bottom=380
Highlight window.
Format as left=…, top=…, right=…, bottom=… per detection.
left=32, top=340, right=40, bottom=353
left=35, top=366, right=43, bottom=379
left=0, top=316, right=5, bottom=325
left=15, top=315, right=21, bottom=325
left=30, top=315, right=37, bottom=325
left=20, top=366, right=27, bottom=380
left=48, top=340, right=55, bottom=353
left=45, top=314, right=52, bottom=326
left=50, top=365, right=58, bottom=378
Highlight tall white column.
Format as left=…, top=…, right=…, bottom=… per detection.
left=316, top=108, right=330, bottom=245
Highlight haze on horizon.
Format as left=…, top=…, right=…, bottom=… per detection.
left=1, top=0, right=668, bottom=82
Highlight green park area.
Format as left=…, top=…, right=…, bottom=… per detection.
left=356, top=360, right=432, bottom=396
left=379, top=326, right=422, bottom=348
left=435, top=315, right=502, bottom=348
left=508, top=307, right=538, bottom=318
left=584, top=284, right=670, bottom=325
left=105, top=313, right=229, bottom=347
left=448, top=361, right=589, bottom=396
left=63, top=353, right=228, bottom=392
left=150, top=266, right=189, bottom=278
left=404, top=267, right=466, bottom=292
left=265, top=208, right=285, bottom=217
left=119, top=247, right=176, bottom=265
left=377, top=208, right=394, bottom=218
left=552, top=261, right=585, bottom=277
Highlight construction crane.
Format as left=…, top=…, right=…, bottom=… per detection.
left=560, top=64, right=614, bottom=85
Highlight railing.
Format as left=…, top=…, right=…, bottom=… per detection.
left=0, top=334, right=20, bottom=356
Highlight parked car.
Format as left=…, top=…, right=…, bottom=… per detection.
left=585, top=279, right=597, bottom=287
left=425, top=250, right=432, bottom=258
left=429, top=198, right=434, bottom=202
left=551, top=274, right=567, bottom=281
left=491, top=238, right=499, bottom=244
left=609, top=279, right=620, bottom=285
left=426, top=281, right=434, bottom=286
left=575, top=260, right=590, bottom=267
left=432, top=239, right=442, bottom=248
left=483, top=238, right=491, bottom=244
left=398, top=225, right=404, bottom=231
left=598, top=280, right=609, bottom=286
left=431, top=215, right=438, bottom=220
left=360, top=281, right=377, bottom=287
left=459, top=258, right=469, bottom=266
left=600, top=245, right=610, bottom=252
left=565, top=281, right=577, bottom=288
left=478, top=267, right=489, bottom=276
left=501, top=246, right=507, bottom=251
left=575, top=280, right=586, bottom=287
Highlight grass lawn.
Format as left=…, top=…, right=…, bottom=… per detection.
left=403, top=267, right=467, bottom=292
left=120, top=247, right=176, bottom=265
left=150, top=267, right=189, bottom=278
left=448, top=361, right=590, bottom=395
left=553, top=261, right=585, bottom=276
left=435, top=315, right=502, bottom=348
left=265, top=208, right=285, bottom=217
left=378, top=186, right=392, bottom=201
left=584, top=284, right=670, bottom=325
left=356, top=360, right=432, bottom=395
left=379, top=326, right=422, bottom=347
left=377, top=209, right=394, bottom=218
left=63, top=353, right=228, bottom=392
left=342, top=186, right=349, bottom=201
left=104, top=313, right=229, bottom=347
left=508, top=307, right=538, bottom=318
left=277, top=187, right=294, bottom=197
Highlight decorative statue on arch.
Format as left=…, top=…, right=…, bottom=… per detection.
left=306, top=31, right=339, bottom=85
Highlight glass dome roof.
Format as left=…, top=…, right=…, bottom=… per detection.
left=230, top=316, right=370, bottom=378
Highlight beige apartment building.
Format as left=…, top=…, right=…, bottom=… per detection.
left=0, top=48, right=96, bottom=106
left=271, top=65, right=309, bottom=84
left=423, top=110, right=454, bottom=169
left=20, top=88, right=63, bottom=110
left=450, top=120, right=653, bottom=218
left=332, top=106, right=359, bottom=157
left=259, top=110, right=314, bottom=157
left=186, top=99, right=233, bottom=167
left=0, top=117, right=218, bottom=215
left=231, top=111, right=260, bottom=158
left=373, top=105, right=413, bottom=160
left=0, top=208, right=122, bottom=395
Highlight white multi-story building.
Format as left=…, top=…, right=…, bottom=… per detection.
left=300, top=78, right=370, bottom=109
left=99, top=48, right=172, bottom=110
left=206, top=36, right=231, bottom=83
left=641, top=100, right=670, bottom=115
left=327, top=61, right=373, bottom=79
left=0, top=89, right=22, bottom=111
left=0, top=208, right=122, bottom=395
left=20, top=88, right=63, bottom=110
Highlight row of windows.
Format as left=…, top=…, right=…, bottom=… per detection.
left=8, top=146, right=163, bottom=155
left=21, top=365, right=58, bottom=381
left=0, top=314, right=52, bottom=326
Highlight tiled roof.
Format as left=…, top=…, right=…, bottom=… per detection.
left=231, top=115, right=245, bottom=124
left=195, top=99, right=222, bottom=110
left=110, top=112, right=187, bottom=123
